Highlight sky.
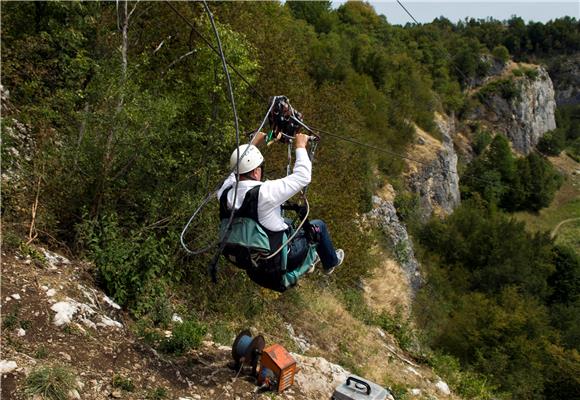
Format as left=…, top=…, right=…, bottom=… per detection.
left=332, top=1, right=580, bottom=25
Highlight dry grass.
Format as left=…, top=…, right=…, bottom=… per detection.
left=285, top=282, right=460, bottom=399
left=363, top=248, right=412, bottom=318
left=405, top=125, right=443, bottom=175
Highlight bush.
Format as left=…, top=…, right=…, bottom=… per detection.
left=159, top=319, right=207, bottom=356
left=374, top=311, right=416, bottom=352
left=146, top=387, right=168, bottom=400
left=25, top=365, right=76, bottom=400
left=394, top=191, right=420, bottom=225
left=428, top=352, right=497, bottom=399
left=112, top=375, right=135, bottom=392
left=492, top=45, right=510, bottom=63
left=538, top=129, right=566, bottom=156
left=472, top=130, right=493, bottom=155
left=477, top=78, right=520, bottom=102
left=568, top=138, right=580, bottom=162
left=76, top=212, right=174, bottom=310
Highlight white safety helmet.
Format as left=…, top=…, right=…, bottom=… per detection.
left=229, top=144, right=264, bottom=174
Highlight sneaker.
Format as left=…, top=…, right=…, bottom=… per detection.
left=324, top=249, right=344, bottom=275
left=307, top=253, right=320, bottom=274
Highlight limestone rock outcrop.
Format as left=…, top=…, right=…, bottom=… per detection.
left=406, top=115, right=461, bottom=220
left=470, top=65, right=557, bottom=154
left=366, top=191, right=422, bottom=294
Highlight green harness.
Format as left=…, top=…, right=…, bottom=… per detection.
left=219, top=186, right=317, bottom=292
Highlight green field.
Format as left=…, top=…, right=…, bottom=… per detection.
left=514, top=170, right=580, bottom=251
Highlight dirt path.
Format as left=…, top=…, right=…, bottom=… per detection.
left=551, top=217, right=580, bottom=239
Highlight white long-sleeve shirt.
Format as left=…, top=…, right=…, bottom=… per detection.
left=217, top=148, right=312, bottom=232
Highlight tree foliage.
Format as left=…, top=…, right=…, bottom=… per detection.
left=461, top=135, right=562, bottom=211
left=417, top=202, right=580, bottom=398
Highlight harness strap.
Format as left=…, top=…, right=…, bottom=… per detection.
left=219, top=185, right=288, bottom=290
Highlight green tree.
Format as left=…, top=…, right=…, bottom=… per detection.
left=537, top=129, right=566, bottom=156
left=286, top=0, right=337, bottom=34
left=492, top=44, right=510, bottom=63
left=515, top=153, right=562, bottom=211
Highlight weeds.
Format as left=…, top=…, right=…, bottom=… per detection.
left=428, top=352, right=497, bottom=400
left=134, top=319, right=164, bottom=347
left=35, top=345, right=50, bottom=359
left=384, top=382, right=409, bottom=400
left=2, top=308, right=19, bottom=330
left=149, top=296, right=172, bottom=328
left=159, top=318, right=207, bottom=356
left=20, top=319, right=32, bottom=330
left=146, top=387, right=168, bottom=400
left=2, top=229, right=22, bottom=250
left=374, top=312, right=416, bottom=352
left=25, top=365, right=76, bottom=400
left=112, top=374, right=135, bottom=392
left=19, top=242, right=47, bottom=265
left=210, top=321, right=235, bottom=345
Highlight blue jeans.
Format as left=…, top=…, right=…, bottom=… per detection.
left=287, top=219, right=339, bottom=271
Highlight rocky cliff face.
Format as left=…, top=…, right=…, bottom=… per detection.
left=366, top=189, right=422, bottom=294
left=471, top=65, right=557, bottom=154
left=405, top=116, right=461, bottom=221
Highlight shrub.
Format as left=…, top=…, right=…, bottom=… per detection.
left=134, top=319, right=164, bottom=347
left=148, top=296, right=173, bottom=329
left=159, top=319, right=207, bottom=356
left=568, top=138, right=580, bottom=162
left=112, top=375, right=135, bottom=392
left=523, top=67, right=539, bottom=80
left=428, top=352, right=496, bottom=399
left=25, top=365, right=76, bottom=400
left=472, top=130, right=492, bottom=155
left=512, top=66, right=539, bottom=80
left=35, top=346, right=49, bottom=359
left=210, top=321, right=235, bottom=345
left=374, top=311, right=416, bottom=352
left=394, top=191, right=420, bottom=225
left=477, top=78, right=520, bottom=102
left=2, top=307, right=19, bottom=330
left=492, top=45, right=510, bottom=63
left=146, top=387, right=168, bottom=400
left=76, top=212, right=174, bottom=310
left=538, top=129, right=566, bottom=156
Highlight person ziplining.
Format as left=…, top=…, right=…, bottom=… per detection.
left=216, top=127, right=344, bottom=292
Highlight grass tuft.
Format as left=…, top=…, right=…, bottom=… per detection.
left=112, top=374, right=135, bottom=392
left=24, top=365, right=76, bottom=400
left=146, top=387, right=168, bottom=400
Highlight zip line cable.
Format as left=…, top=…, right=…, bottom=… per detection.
left=396, top=0, right=475, bottom=88
left=396, top=0, right=420, bottom=25
left=179, top=0, right=243, bottom=261
left=310, top=125, right=435, bottom=167
left=164, top=1, right=267, bottom=102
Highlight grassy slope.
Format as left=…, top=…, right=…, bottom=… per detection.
left=247, top=279, right=457, bottom=399
left=514, top=152, right=580, bottom=251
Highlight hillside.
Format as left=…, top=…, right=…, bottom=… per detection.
left=1, top=244, right=455, bottom=399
